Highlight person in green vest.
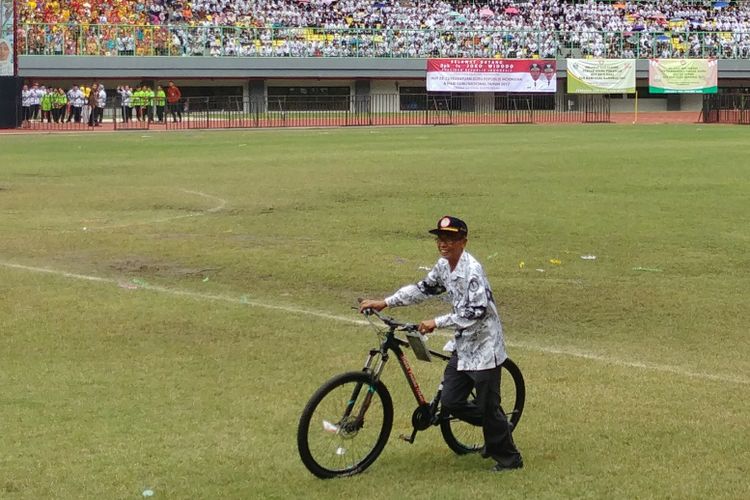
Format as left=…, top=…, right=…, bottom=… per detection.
left=40, top=86, right=53, bottom=123
left=144, top=86, right=156, bottom=122
left=132, top=86, right=144, bottom=121
left=52, top=88, right=68, bottom=124
left=154, top=85, right=167, bottom=123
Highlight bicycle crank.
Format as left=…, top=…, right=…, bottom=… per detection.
left=398, top=404, right=433, bottom=444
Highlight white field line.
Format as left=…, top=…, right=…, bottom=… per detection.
left=89, top=189, right=227, bottom=230
left=1, top=260, right=748, bottom=387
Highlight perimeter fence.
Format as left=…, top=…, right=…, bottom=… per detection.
left=125, top=93, right=610, bottom=130
left=701, top=93, right=750, bottom=124
left=18, top=93, right=611, bottom=131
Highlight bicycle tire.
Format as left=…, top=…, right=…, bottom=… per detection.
left=297, top=371, right=394, bottom=478
left=440, top=357, right=526, bottom=455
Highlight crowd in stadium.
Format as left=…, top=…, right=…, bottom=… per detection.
left=18, top=0, right=750, bottom=59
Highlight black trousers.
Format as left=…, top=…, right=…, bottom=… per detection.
left=67, top=107, right=81, bottom=122
left=169, top=102, right=182, bottom=121
left=441, top=353, right=521, bottom=466
left=121, top=106, right=133, bottom=122
left=88, top=107, right=102, bottom=126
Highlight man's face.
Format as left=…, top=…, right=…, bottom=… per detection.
left=435, top=234, right=467, bottom=262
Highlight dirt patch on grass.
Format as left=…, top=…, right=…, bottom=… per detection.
left=150, top=203, right=202, bottom=212
left=109, top=258, right=220, bottom=278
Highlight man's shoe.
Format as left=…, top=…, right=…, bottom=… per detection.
left=491, top=458, right=523, bottom=472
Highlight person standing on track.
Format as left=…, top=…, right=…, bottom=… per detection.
left=40, top=86, right=53, bottom=123
left=143, top=85, right=155, bottom=122
left=132, top=86, right=143, bottom=121
left=52, top=88, right=67, bottom=123
left=87, top=82, right=100, bottom=127
left=21, top=85, right=31, bottom=126
left=166, top=80, right=182, bottom=122
left=117, top=85, right=133, bottom=123
left=359, top=215, right=523, bottom=472
left=155, top=85, right=167, bottom=122
left=29, top=82, right=43, bottom=121
left=66, top=85, right=85, bottom=123
left=81, top=83, right=92, bottom=125
left=96, top=84, right=107, bottom=124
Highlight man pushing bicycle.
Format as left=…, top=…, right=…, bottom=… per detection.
left=359, top=215, right=523, bottom=472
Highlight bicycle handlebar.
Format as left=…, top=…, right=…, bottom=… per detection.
left=361, top=308, right=419, bottom=333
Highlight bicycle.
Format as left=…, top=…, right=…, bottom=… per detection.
left=297, top=308, right=525, bottom=479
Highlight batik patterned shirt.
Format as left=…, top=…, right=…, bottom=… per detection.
left=385, top=251, right=507, bottom=371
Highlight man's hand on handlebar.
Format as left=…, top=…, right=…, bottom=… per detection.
left=358, top=299, right=387, bottom=314
left=417, top=319, right=436, bottom=335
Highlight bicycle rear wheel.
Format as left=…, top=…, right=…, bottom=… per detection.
left=297, top=371, right=394, bottom=478
left=440, top=357, right=525, bottom=455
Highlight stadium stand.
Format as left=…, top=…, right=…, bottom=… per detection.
left=17, top=0, right=750, bottom=59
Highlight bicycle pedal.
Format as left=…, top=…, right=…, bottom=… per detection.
left=398, top=433, right=415, bottom=444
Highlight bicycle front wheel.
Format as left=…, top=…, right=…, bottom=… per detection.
left=440, top=357, right=526, bottom=455
left=297, top=371, right=394, bottom=478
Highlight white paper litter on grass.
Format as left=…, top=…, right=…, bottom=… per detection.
left=323, top=420, right=339, bottom=433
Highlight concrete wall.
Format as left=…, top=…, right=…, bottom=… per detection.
left=265, top=78, right=354, bottom=94
left=17, top=56, right=428, bottom=79
left=19, top=56, right=750, bottom=80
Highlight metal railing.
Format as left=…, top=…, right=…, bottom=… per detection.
left=18, top=24, right=750, bottom=59
left=155, top=94, right=610, bottom=128
left=16, top=93, right=611, bottom=130
left=702, top=93, right=750, bottom=124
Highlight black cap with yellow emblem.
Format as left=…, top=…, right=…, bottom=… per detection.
left=429, top=215, right=468, bottom=237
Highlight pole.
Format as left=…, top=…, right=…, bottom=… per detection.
left=633, top=88, right=638, bottom=124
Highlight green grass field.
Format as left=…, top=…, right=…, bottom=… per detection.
left=1, top=125, right=748, bottom=499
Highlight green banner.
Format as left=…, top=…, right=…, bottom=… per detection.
left=567, top=59, right=636, bottom=94
left=648, top=59, right=718, bottom=94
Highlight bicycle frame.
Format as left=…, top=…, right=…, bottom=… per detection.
left=359, top=325, right=452, bottom=443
